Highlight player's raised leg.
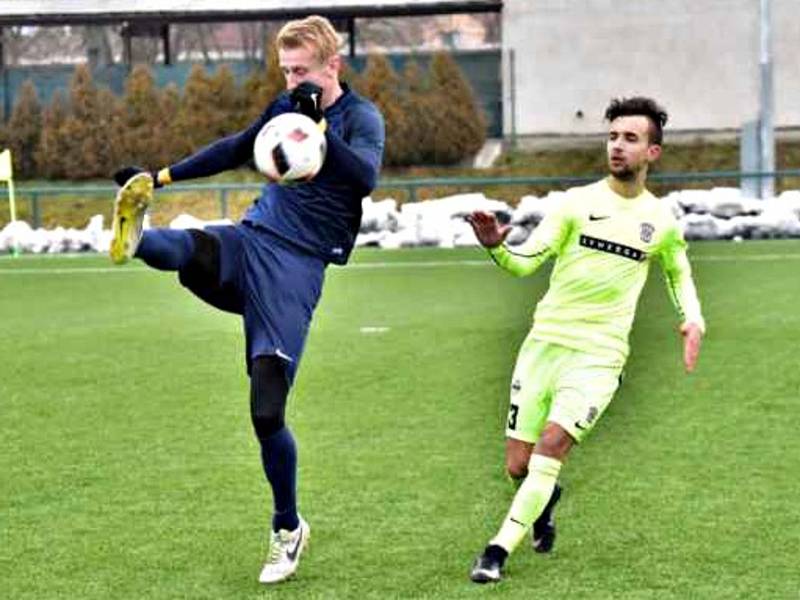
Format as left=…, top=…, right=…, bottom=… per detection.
left=110, top=172, right=153, bottom=264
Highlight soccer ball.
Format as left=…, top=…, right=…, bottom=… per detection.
left=253, top=113, right=327, bottom=183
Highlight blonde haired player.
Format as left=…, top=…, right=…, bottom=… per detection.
left=110, top=15, right=384, bottom=584
left=468, top=97, right=704, bottom=583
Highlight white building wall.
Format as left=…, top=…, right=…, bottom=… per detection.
left=503, top=0, right=800, bottom=136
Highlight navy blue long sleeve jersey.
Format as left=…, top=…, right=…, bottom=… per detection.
left=167, top=83, right=385, bottom=265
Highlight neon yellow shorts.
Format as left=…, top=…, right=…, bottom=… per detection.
left=505, top=337, right=622, bottom=444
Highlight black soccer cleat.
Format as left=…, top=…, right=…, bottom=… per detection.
left=469, top=544, right=508, bottom=584
left=532, top=483, right=562, bottom=554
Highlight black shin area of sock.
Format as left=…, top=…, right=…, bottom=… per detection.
left=250, top=355, right=298, bottom=532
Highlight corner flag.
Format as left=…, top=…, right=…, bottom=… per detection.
left=0, top=148, right=13, bottom=182
left=1, top=148, right=20, bottom=256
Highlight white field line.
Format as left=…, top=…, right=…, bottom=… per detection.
left=0, top=266, right=149, bottom=275
left=360, top=326, right=391, bottom=334
left=342, top=254, right=800, bottom=269
left=0, top=253, right=799, bottom=275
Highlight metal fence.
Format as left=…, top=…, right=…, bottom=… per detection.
left=3, top=170, right=800, bottom=228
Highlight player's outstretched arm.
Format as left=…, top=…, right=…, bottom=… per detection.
left=113, top=110, right=270, bottom=189
left=467, top=210, right=511, bottom=248
left=680, top=321, right=703, bottom=373
left=166, top=120, right=265, bottom=183
left=468, top=209, right=561, bottom=277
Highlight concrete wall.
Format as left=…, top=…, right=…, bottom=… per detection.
left=503, top=0, right=800, bottom=137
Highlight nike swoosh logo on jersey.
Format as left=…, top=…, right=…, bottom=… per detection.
left=286, top=527, right=304, bottom=562
left=589, top=214, right=610, bottom=221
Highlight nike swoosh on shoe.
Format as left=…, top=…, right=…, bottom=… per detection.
left=286, top=527, right=304, bottom=561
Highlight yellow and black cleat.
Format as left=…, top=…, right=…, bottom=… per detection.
left=109, top=172, right=153, bottom=264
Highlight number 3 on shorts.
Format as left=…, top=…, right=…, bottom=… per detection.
left=507, top=403, right=519, bottom=430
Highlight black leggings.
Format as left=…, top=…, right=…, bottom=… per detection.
left=178, top=229, right=243, bottom=315
left=250, top=355, right=289, bottom=440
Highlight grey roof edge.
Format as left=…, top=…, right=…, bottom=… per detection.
left=0, top=1, right=502, bottom=27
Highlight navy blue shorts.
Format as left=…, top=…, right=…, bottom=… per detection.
left=178, top=222, right=325, bottom=383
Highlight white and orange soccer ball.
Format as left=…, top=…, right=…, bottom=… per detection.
left=253, top=113, right=327, bottom=183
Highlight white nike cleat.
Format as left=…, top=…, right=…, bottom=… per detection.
left=109, top=172, right=153, bottom=264
left=258, top=517, right=310, bottom=584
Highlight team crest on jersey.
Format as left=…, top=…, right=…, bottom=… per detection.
left=640, top=222, right=655, bottom=243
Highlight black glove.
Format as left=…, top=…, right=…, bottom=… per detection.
left=113, top=166, right=162, bottom=188
left=290, top=82, right=324, bottom=123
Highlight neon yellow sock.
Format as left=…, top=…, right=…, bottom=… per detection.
left=491, top=454, right=562, bottom=553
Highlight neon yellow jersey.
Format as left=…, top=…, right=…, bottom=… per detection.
left=490, top=178, right=705, bottom=365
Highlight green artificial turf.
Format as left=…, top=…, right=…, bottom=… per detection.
left=2, top=241, right=799, bottom=598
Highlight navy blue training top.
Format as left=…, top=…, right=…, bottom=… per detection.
left=168, top=83, right=385, bottom=265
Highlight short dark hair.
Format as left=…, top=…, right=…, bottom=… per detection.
left=604, top=96, right=668, bottom=145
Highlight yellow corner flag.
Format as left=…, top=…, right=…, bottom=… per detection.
left=0, top=148, right=13, bottom=182
left=1, top=148, right=20, bottom=256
